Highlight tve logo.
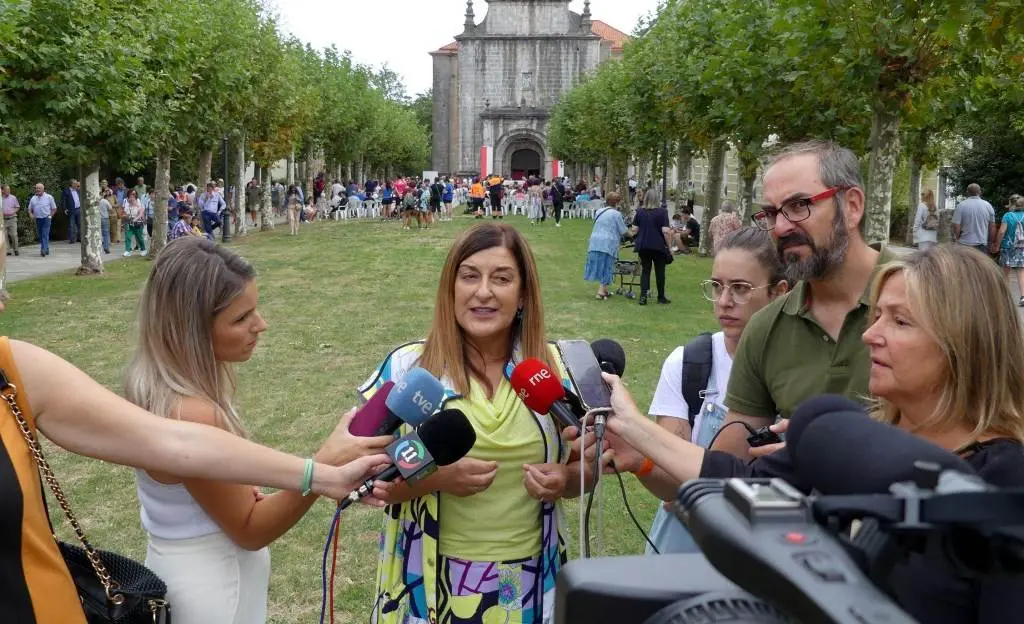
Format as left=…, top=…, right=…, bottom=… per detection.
left=392, top=439, right=427, bottom=470
left=411, top=390, right=434, bottom=417
left=528, top=368, right=552, bottom=387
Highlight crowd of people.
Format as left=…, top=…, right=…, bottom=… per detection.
left=2, top=139, right=1024, bottom=624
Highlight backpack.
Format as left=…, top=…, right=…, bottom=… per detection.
left=922, top=207, right=939, bottom=231
left=680, top=332, right=714, bottom=428
left=1014, top=214, right=1024, bottom=249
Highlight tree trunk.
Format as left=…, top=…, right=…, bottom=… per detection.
left=286, top=150, right=295, bottom=185
left=355, top=156, right=364, bottom=187
left=303, top=155, right=315, bottom=204
left=737, top=149, right=759, bottom=222
left=77, top=164, right=103, bottom=275
left=865, top=104, right=902, bottom=244
left=198, top=147, right=213, bottom=186
left=234, top=132, right=247, bottom=235
left=260, top=166, right=275, bottom=231
left=150, top=150, right=171, bottom=256
left=698, top=140, right=727, bottom=257
left=905, top=155, right=921, bottom=247
left=676, top=144, right=692, bottom=202
left=344, top=161, right=352, bottom=182
left=604, top=157, right=614, bottom=196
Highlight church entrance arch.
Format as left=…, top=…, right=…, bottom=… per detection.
left=496, top=130, right=547, bottom=181
left=510, top=149, right=541, bottom=180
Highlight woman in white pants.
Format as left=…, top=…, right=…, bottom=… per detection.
left=125, top=237, right=393, bottom=624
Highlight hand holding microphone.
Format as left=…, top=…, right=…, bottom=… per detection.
left=339, top=408, right=478, bottom=510
left=316, top=406, right=394, bottom=467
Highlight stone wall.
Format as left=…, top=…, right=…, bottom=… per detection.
left=481, top=0, right=574, bottom=35
left=456, top=35, right=601, bottom=173
left=431, top=52, right=457, bottom=174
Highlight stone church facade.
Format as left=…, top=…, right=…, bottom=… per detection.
left=431, top=0, right=628, bottom=179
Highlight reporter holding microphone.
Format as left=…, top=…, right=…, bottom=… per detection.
left=363, top=223, right=598, bottom=624
left=0, top=240, right=389, bottom=624
left=600, top=244, right=1024, bottom=624
left=124, top=237, right=395, bottom=624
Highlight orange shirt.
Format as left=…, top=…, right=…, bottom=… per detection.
left=470, top=183, right=486, bottom=199
left=0, top=337, right=86, bottom=623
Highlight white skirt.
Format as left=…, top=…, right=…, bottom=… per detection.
left=146, top=531, right=271, bottom=624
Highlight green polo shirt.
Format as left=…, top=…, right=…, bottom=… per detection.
left=725, top=245, right=895, bottom=420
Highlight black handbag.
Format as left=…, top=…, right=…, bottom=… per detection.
left=0, top=375, right=171, bottom=624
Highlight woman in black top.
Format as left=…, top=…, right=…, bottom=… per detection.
left=597, top=244, right=1024, bottom=624
left=631, top=202, right=673, bottom=305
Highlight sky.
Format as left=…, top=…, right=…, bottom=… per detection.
left=276, top=0, right=663, bottom=97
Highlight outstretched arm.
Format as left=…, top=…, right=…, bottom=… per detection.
left=12, top=339, right=386, bottom=501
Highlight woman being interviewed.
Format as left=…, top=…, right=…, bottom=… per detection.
left=363, top=223, right=593, bottom=624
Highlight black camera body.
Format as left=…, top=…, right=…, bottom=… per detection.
left=557, top=469, right=1024, bottom=624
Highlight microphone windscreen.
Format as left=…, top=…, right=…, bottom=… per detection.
left=791, top=409, right=975, bottom=495
left=417, top=408, right=477, bottom=466
left=386, top=367, right=445, bottom=427
left=787, top=394, right=867, bottom=450
left=510, top=358, right=566, bottom=414
left=591, top=339, right=626, bottom=377
left=348, top=381, right=395, bottom=436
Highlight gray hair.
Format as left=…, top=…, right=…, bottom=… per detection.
left=767, top=139, right=863, bottom=234
left=720, top=200, right=736, bottom=213
left=124, top=237, right=257, bottom=437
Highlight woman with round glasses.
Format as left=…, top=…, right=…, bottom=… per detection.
left=640, top=227, right=788, bottom=553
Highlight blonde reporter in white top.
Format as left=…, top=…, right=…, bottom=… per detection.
left=125, top=237, right=393, bottom=624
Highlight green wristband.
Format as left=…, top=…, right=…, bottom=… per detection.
left=301, top=458, right=315, bottom=496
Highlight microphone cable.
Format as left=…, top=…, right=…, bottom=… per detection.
left=581, top=407, right=612, bottom=558
left=320, top=503, right=343, bottom=624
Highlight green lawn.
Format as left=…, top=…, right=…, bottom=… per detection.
left=3, top=215, right=717, bottom=623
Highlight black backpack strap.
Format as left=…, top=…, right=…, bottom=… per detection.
left=681, top=332, right=714, bottom=428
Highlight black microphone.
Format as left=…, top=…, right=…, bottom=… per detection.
left=788, top=395, right=975, bottom=495
left=338, top=408, right=477, bottom=510
left=591, top=338, right=626, bottom=377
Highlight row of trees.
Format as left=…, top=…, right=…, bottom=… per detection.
left=0, top=0, right=429, bottom=272
left=549, top=0, right=1024, bottom=255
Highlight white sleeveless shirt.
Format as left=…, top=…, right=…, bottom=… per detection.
left=136, top=469, right=222, bottom=540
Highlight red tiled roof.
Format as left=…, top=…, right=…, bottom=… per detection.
left=431, top=20, right=631, bottom=54
left=590, top=20, right=630, bottom=52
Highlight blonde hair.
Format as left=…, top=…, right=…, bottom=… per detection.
left=869, top=245, right=1024, bottom=443
left=419, top=223, right=559, bottom=396
left=922, top=188, right=936, bottom=213
left=123, top=237, right=256, bottom=436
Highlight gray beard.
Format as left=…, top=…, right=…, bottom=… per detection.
left=781, top=212, right=850, bottom=282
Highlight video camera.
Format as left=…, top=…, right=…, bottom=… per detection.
left=556, top=463, right=1024, bottom=624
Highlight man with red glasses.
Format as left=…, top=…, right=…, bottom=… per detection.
left=711, top=140, right=895, bottom=459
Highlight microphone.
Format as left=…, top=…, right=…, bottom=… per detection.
left=587, top=339, right=625, bottom=438
left=339, top=408, right=477, bottom=510
left=788, top=394, right=975, bottom=495
left=591, top=339, right=626, bottom=377
left=510, top=358, right=582, bottom=430
left=347, top=381, right=395, bottom=436
left=366, top=367, right=447, bottom=436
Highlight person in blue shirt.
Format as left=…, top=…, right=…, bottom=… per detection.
left=442, top=177, right=455, bottom=221
left=583, top=192, right=628, bottom=299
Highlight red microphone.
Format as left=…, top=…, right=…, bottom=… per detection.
left=510, top=358, right=581, bottom=429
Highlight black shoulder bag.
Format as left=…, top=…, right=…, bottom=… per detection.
left=0, top=371, right=171, bottom=624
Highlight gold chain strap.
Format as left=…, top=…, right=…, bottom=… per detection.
left=0, top=382, right=123, bottom=605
